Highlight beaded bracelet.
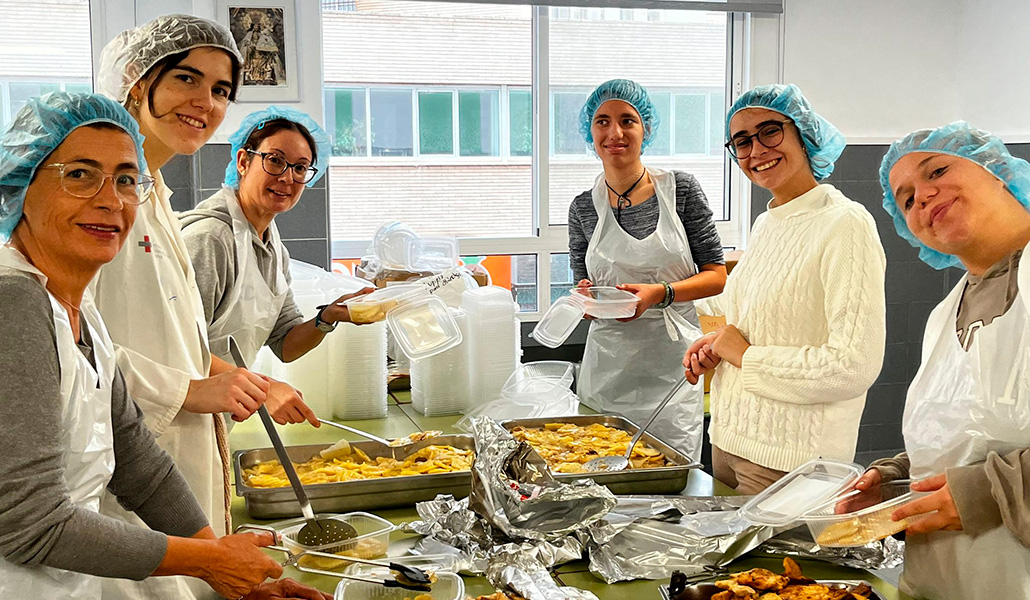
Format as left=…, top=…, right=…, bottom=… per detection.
left=655, top=281, right=675, bottom=309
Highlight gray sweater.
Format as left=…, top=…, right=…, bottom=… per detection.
left=567, top=171, right=725, bottom=283
left=0, top=268, right=209, bottom=580
left=179, top=189, right=305, bottom=361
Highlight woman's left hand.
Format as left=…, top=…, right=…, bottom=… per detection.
left=708, top=325, right=751, bottom=368
left=891, top=474, right=964, bottom=534
left=319, top=287, right=375, bottom=325
left=615, top=283, right=666, bottom=322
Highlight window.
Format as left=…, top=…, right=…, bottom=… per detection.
left=324, top=88, right=367, bottom=156
left=508, top=89, right=532, bottom=157
left=459, top=91, right=499, bottom=157
left=370, top=89, right=413, bottom=157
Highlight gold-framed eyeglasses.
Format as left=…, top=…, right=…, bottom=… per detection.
left=725, top=120, right=792, bottom=159
left=40, top=162, right=153, bottom=205
left=246, top=149, right=318, bottom=184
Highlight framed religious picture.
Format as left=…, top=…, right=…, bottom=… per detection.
left=218, top=0, right=300, bottom=101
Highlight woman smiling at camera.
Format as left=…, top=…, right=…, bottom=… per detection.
left=683, top=84, right=886, bottom=494
left=0, top=92, right=282, bottom=600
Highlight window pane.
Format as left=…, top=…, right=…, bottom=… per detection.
left=552, top=91, right=589, bottom=155
left=710, top=91, right=726, bottom=155
left=9, top=83, right=43, bottom=119
left=458, top=90, right=499, bottom=157
left=508, top=89, right=532, bottom=157
left=325, top=88, right=368, bottom=156
left=548, top=9, right=728, bottom=224
left=675, top=94, right=706, bottom=154
left=419, top=91, right=454, bottom=155
left=463, top=255, right=537, bottom=312
left=370, top=89, right=413, bottom=157
left=549, top=253, right=576, bottom=305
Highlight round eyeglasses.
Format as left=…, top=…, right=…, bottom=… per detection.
left=246, top=149, right=318, bottom=184
left=725, top=120, right=792, bottom=159
left=41, top=162, right=154, bottom=205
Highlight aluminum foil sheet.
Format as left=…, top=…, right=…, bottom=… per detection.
left=756, top=526, right=906, bottom=570
left=487, top=547, right=599, bottom=600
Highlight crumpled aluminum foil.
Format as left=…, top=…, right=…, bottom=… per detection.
left=755, top=526, right=906, bottom=570
left=487, top=546, right=599, bottom=600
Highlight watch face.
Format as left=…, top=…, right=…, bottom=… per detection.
left=317, top=319, right=335, bottom=333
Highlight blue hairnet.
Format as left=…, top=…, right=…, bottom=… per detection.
left=726, top=84, right=845, bottom=181
left=0, top=92, right=147, bottom=241
left=578, top=79, right=660, bottom=151
left=879, top=121, right=1030, bottom=270
left=224, top=106, right=332, bottom=189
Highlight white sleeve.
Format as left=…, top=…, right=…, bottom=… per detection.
left=112, top=345, right=190, bottom=437
left=738, top=210, right=887, bottom=405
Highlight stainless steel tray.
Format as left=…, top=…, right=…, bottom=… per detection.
left=234, top=435, right=475, bottom=518
left=658, top=580, right=887, bottom=600
left=501, top=414, right=703, bottom=495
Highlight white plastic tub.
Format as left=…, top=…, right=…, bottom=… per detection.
left=573, top=286, right=639, bottom=319
left=803, top=480, right=928, bottom=547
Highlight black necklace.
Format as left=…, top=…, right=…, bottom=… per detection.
left=606, top=169, right=646, bottom=224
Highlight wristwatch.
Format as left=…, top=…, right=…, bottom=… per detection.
left=314, top=305, right=336, bottom=333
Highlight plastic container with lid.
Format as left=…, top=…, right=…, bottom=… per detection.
left=343, top=284, right=429, bottom=324
left=386, top=296, right=463, bottom=360
left=342, top=553, right=458, bottom=576
left=502, top=361, right=575, bottom=396
left=407, top=236, right=459, bottom=271
left=530, top=295, right=586, bottom=348
left=573, top=286, right=640, bottom=319
left=335, top=569, right=464, bottom=600
left=276, top=512, right=393, bottom=570
left=738, top=459, right=865, bottom=527
left=372, top=221, right=420, bottom=269
left=803, top=480, right=928, bottom=547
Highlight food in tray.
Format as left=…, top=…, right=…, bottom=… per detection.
left=814, top=513, right=907, bottom=547
left=285, top=536, right=390, bottom=570
left=466, top=593, right=526, bottom=600
left=509, top=422, right=666, bottom=473
left=243, top=444, right=474, bottom=488
left=348, top=299, right=399, bottom=324
left=669, top=558, right=874, bottom=600
left=390, top=430, right=443, bottom=446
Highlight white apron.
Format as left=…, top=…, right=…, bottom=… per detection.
left=202, top=186, right=290, bottom=366
left=92, top=172, right=219, bottom=600
left=899, top=248, right=1030, bottom=600
left=579, top=168, right=705, bottom=460
left=0, top=247, right=115, bottom=600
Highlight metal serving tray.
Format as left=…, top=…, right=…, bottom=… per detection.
left=234, top=435, right=475, bottom=518
left=501, top=414, right=703, bottom=495
left=658, top=580, right=887, bottom=600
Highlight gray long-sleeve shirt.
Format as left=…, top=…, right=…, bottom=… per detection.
left=179, top=189, right=305, bottom=361
left=567, top=170, right=725, bottom=283
left=0, top=268, right=209, bottom=580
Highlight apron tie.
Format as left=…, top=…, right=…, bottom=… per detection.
left=213, top=414, right=233, bottom=535
left=605, top=169, right=646, bottom=224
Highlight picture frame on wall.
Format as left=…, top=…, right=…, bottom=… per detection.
left=217, top=0, right=300, bottom=102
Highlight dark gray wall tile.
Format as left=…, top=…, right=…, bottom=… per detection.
left=874, top=344, right=909, bottom=385
left=862, top=383, right=908, bottom=425
left=199, top=143, right=232, bottom=190
left=858, top=423, right=904, bottom=452
left=886, top=302, right=909, bottom=344
left=275, top=187, right=329, bottom=240
left=283, top=239, right=329, bottom=269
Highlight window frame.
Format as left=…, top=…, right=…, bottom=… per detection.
left=327, top=7, right=748, bottom=320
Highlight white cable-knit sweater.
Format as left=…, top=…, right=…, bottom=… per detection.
left=701, top=184, right=887, bottom=472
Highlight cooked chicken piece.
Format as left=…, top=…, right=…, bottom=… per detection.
left=711, top=592, right=735, bottom=600
left=777, top=584, right=831, bottom=600
left=714, top=579, right=759, bottom=598
left=782, top=557, right=816, bottom=584
left=732, top=568, right=789, bottom=591
left=758, top=595, right=783, bottom=600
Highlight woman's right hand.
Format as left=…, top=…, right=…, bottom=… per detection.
left=575, top=279, right=596, bottom=320
left=200, top=532, right=283, bottom=599
left=682, top=333, right=719, bottom=384
left=835, top=468, right=883, bottom=514
left=184, top=369, right=270, bottom=421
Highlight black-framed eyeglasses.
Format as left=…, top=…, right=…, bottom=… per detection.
left=246, top=149, right=318, bottom=184
left=40, top=162, right=153, bottom=205
left=724, top=120, right=792, bottom=159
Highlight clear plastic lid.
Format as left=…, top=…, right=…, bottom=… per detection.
left=344, top=284, right=429, bottom=324
left=372, top=221, right=420, bottom=269
left=530, top=295, right=586, bottom=348
left=409, top=236, right=459, bottom=271
left=573, top=286, right=639, bottom=319
left=386, top=296, right=463, bottom=360
left=738, top=458, right=864, bottom=527
left=336, top=570, right=464, bottom=600
left=502, top=361, right=575, bottom=395
left=802, top=481, right=928, bottom=547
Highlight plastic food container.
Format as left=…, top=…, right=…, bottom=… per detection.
left=386, top=296, right=463, bottom=360
left=407, top=236, right=459, bottom=271
left=530, top=295, right=587, bottom=348
left=573, top=286, right=639, bottom=319
left=502, top=361, right=575, bottom=396
left=803, top=480, right=927, bottom=547
left=344, top=284, right=429, bottom=324
left=342, top=554, right=458, bottom=577
left=278, top=512, right=393, bottom=570
left=335, top=569, right=464, bottom=600
left=738, top=459, right=864, bottom=527
left=372, top=222, right=420, bottom=269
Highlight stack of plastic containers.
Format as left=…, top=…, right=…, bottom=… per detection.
left=410, top=308, right=471, bottom=416
left=329, top=319, right=388, bottom=420
left=462, top=286, right=520, bottom=406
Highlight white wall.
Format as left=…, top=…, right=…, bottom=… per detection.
left=751, top=0, right=1030, bottom=143
left=92, top=0, right=326, bottom=143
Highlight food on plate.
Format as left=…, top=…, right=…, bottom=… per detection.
left=243, top=444, right=474, bottom=488
left=348, top=299, right=398, bottom=323
left=509, top=422, right=666, bottom=473
left=390, top=430, right=443, bottom=446
left=670, top=558, right=874, bottom=600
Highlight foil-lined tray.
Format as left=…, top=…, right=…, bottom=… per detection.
left=658, top=580, right=888, bottom=600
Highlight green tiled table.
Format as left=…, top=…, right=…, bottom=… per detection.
left=230, top=392, right=909, bottom=599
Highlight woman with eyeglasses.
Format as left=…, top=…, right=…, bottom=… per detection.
left=181, top=107, right=373, bottom=377
left=0, top=92, right=286, bottom=600
left=682, top=84, right=886, bottom=494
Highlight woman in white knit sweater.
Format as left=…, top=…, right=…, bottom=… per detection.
left=683, top=84, right=886, bottom=494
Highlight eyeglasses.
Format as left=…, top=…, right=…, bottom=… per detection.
left=246, top=150, right=318, bottom=184
left=40, top=162, right=154, bottom=205
left=725, top=120, right=792, bottom=159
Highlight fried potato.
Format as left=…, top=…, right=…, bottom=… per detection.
left=509, top=423, right=667, bottom=472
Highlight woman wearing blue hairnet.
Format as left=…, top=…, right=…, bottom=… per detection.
left=683, top=84, right=886, bottom=494
left=839, top=122, right=1030, bottom=599
left=0, top=92, right=285, bottom=600
left=180, top=108, right=373, bottom=383
left=91, top=15, right=329, bottom=600
left=568, top=79, right=727, bottom=459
